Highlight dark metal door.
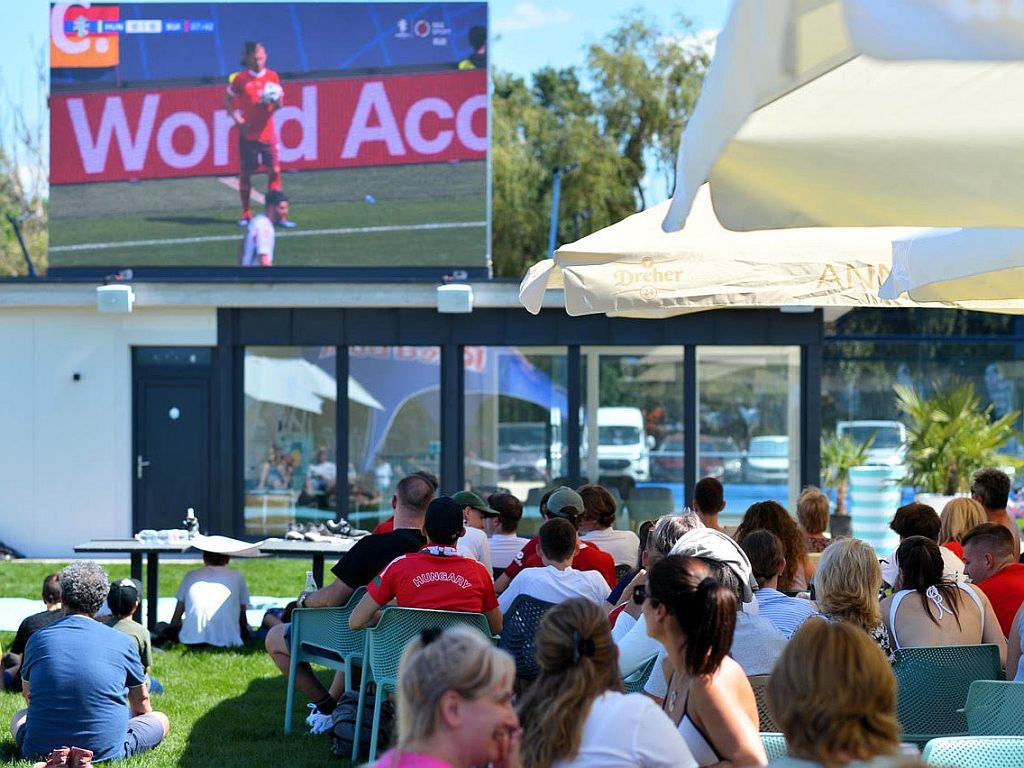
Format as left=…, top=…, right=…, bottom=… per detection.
left=133, top=349, right=213, bottom=532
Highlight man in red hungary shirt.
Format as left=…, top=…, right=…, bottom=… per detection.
left=495, top=486, right=616, bottom=593
left=224, top=41, right=294, bottom=228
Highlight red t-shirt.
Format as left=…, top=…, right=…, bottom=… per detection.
left=228, top=68, right=281, bottom=142
left=503, top=537, right=616, bottom=588
left=977, top=562, right=1024, bottom=635
left=367, top=547, right=498, bottom=614
left=943, top=540, right=964, bottom=560
left=372, top=516, right=395, bottom=535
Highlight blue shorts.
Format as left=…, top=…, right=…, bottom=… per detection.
left=17, top=713, right=165, bottom=761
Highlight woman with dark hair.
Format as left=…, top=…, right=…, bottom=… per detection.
left=643, top=555, right=766, bottom=767
left=734, top=500, right=813, bottom=592
left=518, top=598, right=695, bottom=768
left=880, top=536, right=1005, bottom=664
left=577, top=484, right=640, bottom=567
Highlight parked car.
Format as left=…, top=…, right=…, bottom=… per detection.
left=744, top=435, right=790, bottom=483
left=835, top=420, right=907, bottom=469
left=650, top=434, right=744, bottom=482
left=589, top=407, right=653, bottom=482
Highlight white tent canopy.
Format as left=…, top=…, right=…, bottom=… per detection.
left=243, top=355, right=383, bottom=413
left=521, top=185, right=946, bottom=317
left=663, top=0, right=1024, bottom=233
left=880, top=228, right=1024, bottom=311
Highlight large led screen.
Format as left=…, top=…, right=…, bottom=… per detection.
left=49, top=2, right=489, bottom=276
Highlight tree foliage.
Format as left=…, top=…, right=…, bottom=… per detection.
left=820, top=431, right=874, bottom=515
left=491, top=8, right=709, bottom=278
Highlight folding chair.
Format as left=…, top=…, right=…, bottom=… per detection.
left=893, top=644, right=1002, bottom=746
left=284, top=586, right=367, bottom=735
left=922, top=735, right=1024, bottom=767
left=622, top=654, right=658, bottom=694
left=351, top=607, right=492, bottom=763
left=964, top=680, right=1024, bottom=736
left=497, top=595, right=556, bottom=683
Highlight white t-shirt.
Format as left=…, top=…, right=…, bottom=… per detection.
left=241, top=213, right=275, bottom=266
left=488, top=532, right=530, bottom=570
left=581, top=528, right=641, bottom=567
left=881, top=542, right=966, bottom=585
left=457, top=525, right=493, bottom=574
left=552, top=691, right=697, bottom=768
left=613, top=612, right=663, bottom=676
left=498, top=564, right=610, bottom=613
left=175, top=565, right=250, bottom=647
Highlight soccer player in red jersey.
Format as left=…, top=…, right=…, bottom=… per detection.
left=223, top=41, right=294, bottom=228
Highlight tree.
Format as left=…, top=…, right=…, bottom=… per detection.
left=820, top=431, right=874, bottom=515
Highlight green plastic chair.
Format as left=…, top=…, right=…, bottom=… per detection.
left=923, top=735, right=1024, bottom=766
left=965, top=680, right=1024, bottom=736
left=351, top=607, right=492, bottom=763
left=622, top=654, right=658, bottom=694
left=284, top=586, right=367, bottom=735
left=760, top=733, right=788, bottom=761
left=893, top=644, right=1002, bottom=746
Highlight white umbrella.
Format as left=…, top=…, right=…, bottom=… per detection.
left=521, top=185, right=946, bottom=317
left=663, top=0, right=1024, bottom=233
left=879, top=228, right=1024, bottom=311
left=244, top=356, right=383, bottom=413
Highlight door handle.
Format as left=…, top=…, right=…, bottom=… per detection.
left=137, top=455, right=151, bottom=479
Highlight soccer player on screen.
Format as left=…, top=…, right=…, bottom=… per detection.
left=224, top=41, right=295, bottom=228
left=240, top=191, right=288, bottom=267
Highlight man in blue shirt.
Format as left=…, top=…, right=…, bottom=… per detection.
left=10, top=561, right=170, bottom=762
left=740, top=529, right=817, bottom=638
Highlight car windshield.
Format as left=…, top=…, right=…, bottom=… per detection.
left=750, top=439, right=788, bottom=456
left=841, top=426, right=903, bottom=449
left=599, top=425, right=641, bottom=446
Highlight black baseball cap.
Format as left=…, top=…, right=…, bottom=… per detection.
left=425, top=496, right=466, bottom=544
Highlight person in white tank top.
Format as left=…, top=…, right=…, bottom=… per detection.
left=879, top=536, right=1006, bottom=667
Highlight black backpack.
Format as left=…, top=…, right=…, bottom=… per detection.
left=329, top=690, right=395, bottom=760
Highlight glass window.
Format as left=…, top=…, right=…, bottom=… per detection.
left=464, top=346, right=568, bottom=536
left=581, top=346, right=685, bottom=529
left=697, top=346, right=801, bottom=524
left=348, top=346, right=441, bottom=530
left=243, top=346, right=338, bottom=536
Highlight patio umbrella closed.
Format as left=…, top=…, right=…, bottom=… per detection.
left=663, top=0, right=1024, bottom=233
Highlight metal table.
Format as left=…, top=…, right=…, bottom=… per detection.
left=73, top=539, right=193, bottom=630
left=258, top=537, right=360, bottom=587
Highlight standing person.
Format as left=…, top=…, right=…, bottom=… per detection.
left=961, top=522, right=1024, bottom=635
left=10, top=561, right=169, bottom=763
left=224, top=41, right=294, bottom=228
left=796, top=486, right=832, bottom=553
left=266, top=473, right=434, bottom=732
left=239, top=190, right=289, bottom=267
left=370, top=626, right=520, bottom=768
left=487, top=492, right=530, bottom=573
left=5, top=574, right=63, bottom=689
left=643, top=555, right=767, bottom=767
left=692, top=477, right=726, bottom=532
left=518, top=598, right=697, bottom=768
left=971, top=468, right=1022, bottom=559
left=452, top=490, right=496, bottom=574
left=577, top=484, right=640, bottom=567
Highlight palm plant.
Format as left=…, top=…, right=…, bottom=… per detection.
left=821, top=430, right=874, bottom=516
left=895, top=381, right=1020, bottom=495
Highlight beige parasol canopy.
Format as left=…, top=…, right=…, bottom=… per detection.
left=662, top=0, right=1024, bottom=233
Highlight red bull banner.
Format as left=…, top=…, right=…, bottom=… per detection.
left=51, top=69, right=487, bottom=184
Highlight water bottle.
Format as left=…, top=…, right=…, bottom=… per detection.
left=183, top=508, right=199, bottom=539
left=304, top=570, right=318, bottom=593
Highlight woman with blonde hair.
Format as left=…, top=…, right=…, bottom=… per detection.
left=734, top=500, right=814, bottom=591
left=518, top=598, right=695, bottom=768
left=372, top=626, right=520, bottom=768
left=768, top=618, right=918, bottom=767
left=938, top=497, right=987, bottom=560
left=815, top=537, right=895, bottom=663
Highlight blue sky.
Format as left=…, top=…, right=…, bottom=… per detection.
left=0, top=1, right=731, bottom=196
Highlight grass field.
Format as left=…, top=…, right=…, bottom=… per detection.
left=49, top=161, right=487, bottom=269
left=0, top=559, right=352, bottom=768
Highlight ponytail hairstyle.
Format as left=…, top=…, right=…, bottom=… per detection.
left=895, top=536, right=962, bottom=629
left=648, top=554, right=737, bottom=676
left=518, top=598, right=622, bottom=768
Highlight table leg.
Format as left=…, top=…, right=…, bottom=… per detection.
left=312, top=555, right=325, bottom=588
left=130, top=552, right=143, bottom=625
left=146, top=551, right=160, bottom=632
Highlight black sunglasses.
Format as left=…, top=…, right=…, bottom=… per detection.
left=633, top=583, right=649, bottom=605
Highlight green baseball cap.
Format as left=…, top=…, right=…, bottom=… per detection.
left=452, top=490, right=499, bottom=516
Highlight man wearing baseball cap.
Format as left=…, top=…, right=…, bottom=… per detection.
left=452, top=490, right=496, bottom=575
left=349, top=496, right=502, bottom=635
left=494, top=486, right=616, bottom=594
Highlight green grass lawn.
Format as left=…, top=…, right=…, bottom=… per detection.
left=49, top=162, right=487, bottom=268
left=0, top=559, right=354, bottom=768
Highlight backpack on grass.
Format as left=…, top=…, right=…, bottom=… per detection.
left=329, top=690, right=395, bottom=759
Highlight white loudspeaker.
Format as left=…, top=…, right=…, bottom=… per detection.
left=96, top=284, right=135, bottom=313
left=436, top=284, right=473, bottom=314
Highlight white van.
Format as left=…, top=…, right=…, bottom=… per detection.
left=593, top=406, right=653, bottom=481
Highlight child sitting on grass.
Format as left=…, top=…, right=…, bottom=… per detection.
left=103, top=578, right=163, bottom=694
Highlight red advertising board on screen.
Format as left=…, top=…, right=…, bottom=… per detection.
left=51, top=70, right=487, bottom=184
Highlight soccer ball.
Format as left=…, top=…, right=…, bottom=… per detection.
left=260, top=81, right=283, bottom=105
